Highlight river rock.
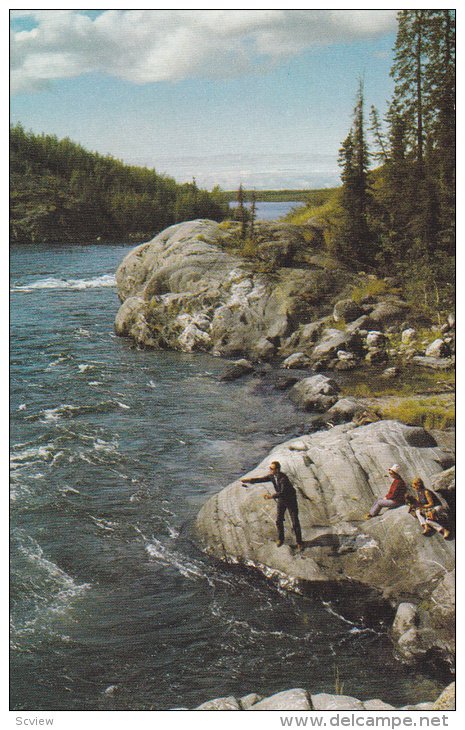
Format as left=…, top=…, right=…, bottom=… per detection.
left=402, top=328, right=417, bottom=344
left=425, top=338, right=450, bottom=358
left=366, top=331, right=388, bottom=348
left=289, top=374, right=340, bottom=412
left=220, top=359, right=255, bottom=382
left=114, top=296, right=146, bottom=337
left=239, top=693, right=263, bottom=710
left=251, top=689, right=311, bottom=711
left=336, top=350, right=356, bottom=362
left=195, top=420, right=455, bottom=667
left=254, top=337, right=276, bottom=360
left=365, top=348, right=388, bottom=365
left=282, top=352, right=311, bottom=369
left=196, top=696, right=241, bottom=710
left=369, top=299, right=410, bottom=326
left=381, top=366, right=400, bottom=379
left=333, top=299, right=363, bottom=323
left=345, top=314, right=377, bottom=334
left=392, top=602, right=418, bottom=640
left=363, top=699, right=396, bottom=710
left=432, top=682, right=455, bottom=710
left=412, top=356, right=454, bottom=370
left=189, top=684, right=452, bottom=711
left=325, top=397, right=365, bottom=424
left=311, top=693, right=365, bottom=711
left=281, top=318, right=331, bottom=356
left=395, top=627, right=425, bottom=663
left=310, top=329, right=362, bottom=362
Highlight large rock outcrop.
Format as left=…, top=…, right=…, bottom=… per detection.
left=195, top=420, right=455, bottom=667
left=114, top=220, right=454, bottom=374
left=114, top=219, right=349, bottom=358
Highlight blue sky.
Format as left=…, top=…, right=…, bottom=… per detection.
left=10, top=9, right=398, bottom=189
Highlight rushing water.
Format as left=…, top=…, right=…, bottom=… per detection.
left=10, top=237, right=447, bottom=711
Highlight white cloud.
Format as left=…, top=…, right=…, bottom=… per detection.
left=10, top=9, right=397, bottom=94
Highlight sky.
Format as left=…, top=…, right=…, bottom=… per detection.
left=10, top=8, right=399, bottom=190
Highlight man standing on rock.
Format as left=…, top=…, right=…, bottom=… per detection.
left=242, top=461, right=304, bottom=551
left=365, top=464, right=407, bottom=518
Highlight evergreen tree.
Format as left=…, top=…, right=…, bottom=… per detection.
left=391, top=10, right=429, bottom=168
left=250, top=190, right=257, bottom=240
left=335, top=81, right=372, bottom=267
left=369, top=105, right=388, bottom=163
left=387, top=10, right=454, bottom=254
left=237, top=183, right=247, bottom=239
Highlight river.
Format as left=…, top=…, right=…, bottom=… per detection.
left=10, top=227, right=447, bottom=710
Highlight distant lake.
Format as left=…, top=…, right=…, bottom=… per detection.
left=229, top=200, right=304, bottom=221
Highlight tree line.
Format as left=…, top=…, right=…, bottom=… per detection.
left=334, top=9, right=454, bottom=305
left=10, top=125, right=229, bottom=243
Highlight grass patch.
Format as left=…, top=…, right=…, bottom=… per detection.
left=350, top=277, right=399, bottom=303
left=286, top=197, right=338, bottom=226
left=380, top=398, right=455, bottom=430
left=340, top=367, right=455, bottom=398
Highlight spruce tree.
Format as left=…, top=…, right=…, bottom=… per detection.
left=237, top=183, right=247, bottom=239
left=336, top=81, right=372, bottom=267
left=250, top=190, right=257, bottom=240
left=390, top=10, right=429, bottom=168
left=369, top=105, right=388, bottom=163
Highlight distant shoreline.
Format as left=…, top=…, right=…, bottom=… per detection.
left=220, top=187, right=337, bottom=203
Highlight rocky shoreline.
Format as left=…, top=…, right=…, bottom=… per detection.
left=114, top=219, right=455, bottom=708
left=114, top=219, right=454, bottom=373
left=189, top=681, right=455, bottom=711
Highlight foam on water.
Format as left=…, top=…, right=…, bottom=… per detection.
left=26, top=400, right=129, bottom=423
left=78, top=364, right=95, bottom=373
left=11, top=274, right=116, bottom=293
left=145, top=538, right=213, bottom=584
left=11, top=443, right=55, bottom=467
left=11, top=531, right=91, bottom=646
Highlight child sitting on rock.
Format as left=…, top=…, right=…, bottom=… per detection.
left=407, top=477, right=450, bottom=538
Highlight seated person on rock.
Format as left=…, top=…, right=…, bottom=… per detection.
left=241, top=461, right=303, bottom=551
left=365, top=464, right=407, bottom=519
left=407, top=476, right=450, bottom=539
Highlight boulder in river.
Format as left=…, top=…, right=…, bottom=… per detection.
left=220, top=359, right=255, bottom=382
left=289, top=374, right=340, bottom=412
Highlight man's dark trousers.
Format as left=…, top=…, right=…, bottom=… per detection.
left=276, top=496, right=302, bottom=544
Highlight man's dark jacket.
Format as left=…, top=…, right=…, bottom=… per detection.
left=247, top=471, right=297, bottom=502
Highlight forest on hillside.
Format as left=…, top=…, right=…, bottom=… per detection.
left=10, top=126, right=229, bottom=244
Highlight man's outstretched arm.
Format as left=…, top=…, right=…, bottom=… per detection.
left=241, top=474, right=276, bottom=499
left=242, top=475, right=272, bottom=485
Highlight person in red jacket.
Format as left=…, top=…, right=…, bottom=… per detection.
left=365, top=464, right=407, bottom=518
